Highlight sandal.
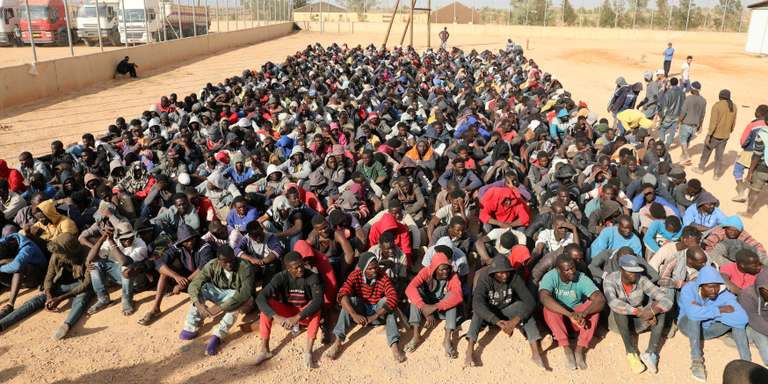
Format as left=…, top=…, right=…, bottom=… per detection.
left=0, top=304, right=14, bottom=319
left=138, top=311, right=159, bottom=326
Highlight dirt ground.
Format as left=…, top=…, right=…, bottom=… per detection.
left=1, top=23, right=768, bottom=384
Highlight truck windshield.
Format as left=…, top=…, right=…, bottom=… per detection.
left=118, top=9, right=145, bottom=22
left=19, top=5, right=48, bottom=20
left=77, top=6, right=109, bottom=18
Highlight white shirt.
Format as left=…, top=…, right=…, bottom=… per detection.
left=98, top=237, right=148, bottom=263
left=681, top=62, right=691, bottom=81
left=535, top=229, right=575, bottom=253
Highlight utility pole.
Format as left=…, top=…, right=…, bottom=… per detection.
left=685, top=0, right=692, bottom=31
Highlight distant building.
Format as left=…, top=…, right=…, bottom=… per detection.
left=746, top=0, right=768, bottom=54
left=430, top=2, right=481, bottom=24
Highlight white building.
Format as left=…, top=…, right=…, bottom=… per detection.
left=746, top=0, right=768, bottom=54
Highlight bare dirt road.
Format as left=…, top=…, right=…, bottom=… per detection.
left=1, top=23, right=767, bottom=384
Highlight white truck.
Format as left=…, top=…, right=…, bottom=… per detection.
left=118, top=0, right=208, bottom=44
left=76, top=0, right=121, bottom=45
left=0, top=0, right=19, bottom=46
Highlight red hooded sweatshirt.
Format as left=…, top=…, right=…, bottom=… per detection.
left=479, top=186, right=531, bottom=226
left=368, top=212, right=412, bottom=263
left=0, top=160, right=25, bottom=193
left=405, top=252, right=463, bottom=311
left=293, top=240, right=337, bottom=307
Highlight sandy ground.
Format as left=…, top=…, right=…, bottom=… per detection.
left=2, top=23, right=768, bottom=383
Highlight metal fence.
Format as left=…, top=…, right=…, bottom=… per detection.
left=301, top=0, right=750, bottom=32
left=7, top=0, right=293, bottom=65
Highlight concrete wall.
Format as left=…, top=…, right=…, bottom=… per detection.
left=0, top=22, right=294, bottom=110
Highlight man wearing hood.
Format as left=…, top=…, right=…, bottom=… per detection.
left=478, top=183, right=531, bottom=231
left=0, top=232, right=47, bottom=319
left=327, top=252, right=404, bottom=363
left=254, top=252, right=324, bottom=368
left=279, top=146, right=312, bottom=184
left=682, top=191, right=726, bottom=232
left=404, top=250, right=463, bottom=359
left=138, top=223, right=215, bottom=326
left=0, top=159, right=25, bottom=194
left=0, top=233, right=92, bottom=340
left=738, top=268, right=768, bottom=365
left=693, top=89, right=737, bottom=179
left=24, top=199, right=79, bottom=242
left=702, top=215, right=767, bottom=263
left=465, top=255, right=544, bottom=369
left=367, top=200, right=413, bottom=264
left=678, top=265, right=750, bottom=382
left=0, top=179, right=25, bottom=224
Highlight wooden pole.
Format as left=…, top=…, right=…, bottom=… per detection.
left=383, top=0, right=402, bottom=47
left=399, top=0, right=413, bottom=46
left=408, top=0, right=414, bottom=46
left=427, top=0, right=431, bottom=48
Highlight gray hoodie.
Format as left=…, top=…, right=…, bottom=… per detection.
left=738, top=269, right=768, bottom=336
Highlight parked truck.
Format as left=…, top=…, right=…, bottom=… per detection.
left=18, top=0, right=78, bottom=45
left=118, top=0, right=208, bottom=44
left=76, top=0, right=120, bottom=45
left=0, top=0, right=19, bottom=46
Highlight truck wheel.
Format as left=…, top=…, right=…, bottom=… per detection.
left=56, top=29, right=67, bottom=46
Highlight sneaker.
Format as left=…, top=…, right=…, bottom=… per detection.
left=53, top=323, right=70, bottom=340
left=640, top=352, right=658, bottom=374
left=179, top=330, right=198, bottom=340
left=627, top=353, right=646, bottom=374
left=691, top=358, right=707, bottom=382
left=206, top=336, right=221, bottom=356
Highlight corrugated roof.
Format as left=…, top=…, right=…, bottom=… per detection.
left=748, top=0, right=768, bottom=9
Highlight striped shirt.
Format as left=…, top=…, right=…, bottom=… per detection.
left=337, top=269, right=398, bottom=311
left=603, top=271, right=673, bottom=315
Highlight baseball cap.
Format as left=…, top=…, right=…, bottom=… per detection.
left=619, top=254, right=644, bottom=273
left=655, top=69, right=664, bottom=76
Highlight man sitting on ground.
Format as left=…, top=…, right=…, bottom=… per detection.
left=115, top=56, right=138, bottom=78
left=0, top=232, right=47, bottom=319
left=179, top=246, right=254, bottom=356
left=540, top=254, right=606, bottom=370
left=255, top=252, right=323, bottom=368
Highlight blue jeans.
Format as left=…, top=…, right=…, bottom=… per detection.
left=678, top=315, right=751, bottom=361
left=333, top=297, right=400, bottom=346
left=658, top=118, right=678, bottom=148
left=0, top=282, right=91, bottom=330
left=747, top=326, right=768, bottom=365
left=183, top=283, right=237, bottom=339
left=679, top=124, right=696, bottom=146
left=408, top=303, right=459, bottom=330
left=90, top=259, right=133, bottom=311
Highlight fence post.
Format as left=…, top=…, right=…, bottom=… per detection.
left=543, top=0, right=548, bottom=26
left=650, top=9, right=654, bottom=29
left=685, top=0, right=691, bottom=31
left=143, top=0, right=151, bottom=41
left=632, top=0, right=637, bottom=29
left=721, top=0, right=729, bottom=31
left=23, top=0, right=38, bottom=63
left=320, top=0, right=323, bottom=31
left=192, top=0, right=197, bottom=35
left=61, top=0, right=74, bottom=55
left=177, top=1, right=183, bottom=37
left=525, top=0, right=529, bottom=25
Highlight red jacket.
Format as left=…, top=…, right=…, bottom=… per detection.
left=368, top=212, right=412, bottom=262
left=479, top=186, right=531, bottom=226
left=293, top=240, right=337, bottom=307
left=405, top=252, right=463, bottom=311
left=0, top=160, right=25, bottom=193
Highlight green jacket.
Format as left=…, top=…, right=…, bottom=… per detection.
left=188, top=258, right=255, bottom=312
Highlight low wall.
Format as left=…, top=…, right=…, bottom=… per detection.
left=0, top=22, right=294, bottom=110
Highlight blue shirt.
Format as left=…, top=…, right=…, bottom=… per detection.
left=683, top=205, right=727, bottom=229
left=227, top=207, right=259, bottom=233
left=631, top=195, right=681, bottom=217
left=664, top=47, right=675, bottom=61
left=590, top=226, right=642, bottom=257
left=643, top=219, right=682, bottom=253
left=0, top=233, right=47, bottom=274
left=226, top=166, right=255, bottom=186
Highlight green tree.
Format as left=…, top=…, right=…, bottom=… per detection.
left=654, top=0, right=669, bottom=29
left=510, top=0, right=527, bottom=24
left=563, top=0, right=577, bottom=25
left=529, top=0, right=549, bottom=25
left=714, top=0, right=743, bottom=31
left=345, top=0, right=375, bottom=13
left=599, top=0, right=616, bottom=27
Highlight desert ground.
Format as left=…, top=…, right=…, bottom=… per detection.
left=1, top=22, right=768, bottom=384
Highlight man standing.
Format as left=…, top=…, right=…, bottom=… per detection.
left=657, top=77, right=686, bottom=148
left=678, top=266, right=751, bottom=382
left=743, top=124, right=768, bottom=217
left=693, top=89, right=737, bottom=179
left=439, top=27, right=449, bottom=50
left=680, top=55, right=693, bottom=92
left=663, top=43, right=675, bottom=78
left=540, top=254, right=606, bottom=370
left=677, top=81, right=707, bottom=164
left=732, top=105, right=768, bottom=203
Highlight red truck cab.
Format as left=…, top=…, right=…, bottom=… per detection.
left=19, top=0, right=75, bottom=44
